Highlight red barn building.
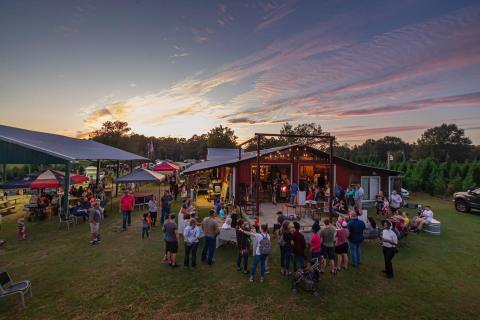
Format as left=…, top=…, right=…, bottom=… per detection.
left=182, top=144, right=401, bottom=205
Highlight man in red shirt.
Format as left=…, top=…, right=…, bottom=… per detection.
left=120, top=190, right=135, bottom=231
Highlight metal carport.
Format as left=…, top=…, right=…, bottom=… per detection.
left=0, top=124, right=148, bottom=213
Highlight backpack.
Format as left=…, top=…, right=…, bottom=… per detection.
left=259, top=234, right=272, bottom=255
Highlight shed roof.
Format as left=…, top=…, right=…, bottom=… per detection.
left=0, top=124, right=147, bottom=163
left=182, top=144, right=400, bottom=175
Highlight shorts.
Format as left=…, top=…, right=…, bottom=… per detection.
left=166, top=241, right=178, bottom=253
left=321, top=245, right=335, bottom=260
left=89, top=223, right=99, bottom=234
left=335, top=242, right=349, bottom=254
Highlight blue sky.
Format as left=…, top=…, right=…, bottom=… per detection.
left=1, top=0, right=479, bottom=144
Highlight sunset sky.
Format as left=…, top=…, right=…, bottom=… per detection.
left=1, top=0, right=479, bottom=145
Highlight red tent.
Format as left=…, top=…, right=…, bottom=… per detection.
left=29, top=170, right=89, bottom=189
left=152, top=161, right=178, bottom=172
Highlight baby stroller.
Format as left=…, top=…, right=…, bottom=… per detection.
left=291, top=257, right=323, bottom=296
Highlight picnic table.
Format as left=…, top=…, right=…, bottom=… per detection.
left=0, top=199, right=17, bottom=216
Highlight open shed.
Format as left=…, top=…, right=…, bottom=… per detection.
left=0, top=124, right=147, bottom=213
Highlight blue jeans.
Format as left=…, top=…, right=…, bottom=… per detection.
left=161, top=207, right=170, bottom=225
left=349, top=241, right=362, bottom=266
left=122, top=211, right=131, bottom=230
left=251, top=255, right=267, bottom=277
left=237, top=250, right=249, bottom=271
left=141, top=226, right=149, bottom=239
left=280, top=246, right=285, bottom=269
left=201, top=236, right=216, bottom=265
left=284, top=249, right=292, bottom=272
left=184, top=242, right=199, bottom=267
left=294, top=255, right=304, bottom=271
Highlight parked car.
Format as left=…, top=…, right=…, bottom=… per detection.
left=453, top=188, right=480, bottom=213
left=401, top=188, right=410, bottom=198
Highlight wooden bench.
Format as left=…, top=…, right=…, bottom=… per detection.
left=0, top=206, right=16, bottom=216
left=424, top=218, right=441, bottom=236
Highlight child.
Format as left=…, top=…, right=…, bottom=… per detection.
left=142, top=213, right=150, bottom=239
left=18, top=218, right=26, bottom=240
left=382, top=197, right=390, bottom=216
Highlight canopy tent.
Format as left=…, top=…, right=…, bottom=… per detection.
left=152, top=161, right=178, bottom=172
left=115, top=168, right=165, bottom=184
left=0, top=174, right=38, bottom=189
left=116, top=168, right=165, bottom=205
left=29, top=170, right=88, bottom=189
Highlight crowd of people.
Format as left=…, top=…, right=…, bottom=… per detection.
left=110, top=181, right=436, bottom=283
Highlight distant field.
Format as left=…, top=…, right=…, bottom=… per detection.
left=0, top=193, right=479, bottom=320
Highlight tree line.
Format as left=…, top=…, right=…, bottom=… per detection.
left=3, top=121, right=478, bottom=195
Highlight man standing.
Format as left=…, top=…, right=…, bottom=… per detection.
left=320, top=219, right=336, bottom=275
left=89, top=202, right=101, bottom=245
left=201, top=210, right=220, bottom=265
left=160, top=191, right=173, bottom=225
left=290, top=181, right=299, bottom=204
left=120, top=190, right=135, bottom=231
left=347, top=213, right=366, bottom=268
left=390, top=190, right=403, bottom=213
left=355, top=184, right=364, bottom=210
left=163, top=214, right=179, bottom=268
left=292, top=221, right=306, bottom=271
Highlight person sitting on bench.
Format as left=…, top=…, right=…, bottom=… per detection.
left=411, top=206, right=434, bottom=233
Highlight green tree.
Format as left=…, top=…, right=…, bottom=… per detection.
left=463, top=163, right=480, bottom=190
left=206, top=125, right=237, bottom=148
left=415, top=123, right=472, bottom=162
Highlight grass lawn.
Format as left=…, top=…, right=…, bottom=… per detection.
left=0, top=192, right=479, bottom=320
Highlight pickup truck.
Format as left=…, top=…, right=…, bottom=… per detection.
left=453, top=188, right=480, bottom=213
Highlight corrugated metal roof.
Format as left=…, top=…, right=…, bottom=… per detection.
left=0, top=124, right=147, bottom=162
left=207, top=148, right=240, bottom=160
left=182, top=144, right=400, bottom=175
left=182, top=144, right=297, bottom=174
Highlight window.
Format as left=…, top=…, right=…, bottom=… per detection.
left=361, top=176, right=380, bottom=200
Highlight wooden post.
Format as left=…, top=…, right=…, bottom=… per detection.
left=329, top=138, right=334, bottom=220
left=115, top=160, right=120, bottom=197
left=130, top=160, right=134, bottom=173
left=2, top=164, right=6, bottom=183
left=255, top=135, right=261, bottom=218
left=63, top=161, right=71, bottom=215
left=95, top=160, right=101, bottom=191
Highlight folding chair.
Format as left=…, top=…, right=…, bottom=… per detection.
left=0, top=271, right=32, bottom=308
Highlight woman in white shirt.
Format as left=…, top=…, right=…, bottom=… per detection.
left=221, top=217, right=232, bottom=229
left=382, top=221, right=398, bottom=279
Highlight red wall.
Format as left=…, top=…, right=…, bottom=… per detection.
left=234, top=158, right=395, bottom=193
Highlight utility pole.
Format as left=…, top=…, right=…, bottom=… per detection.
left=387, top=151, right=394, bottom=169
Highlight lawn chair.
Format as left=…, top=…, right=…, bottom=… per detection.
left=0, top=271, right=32, bottom=308
left=58, top=213, right=75, bottom=230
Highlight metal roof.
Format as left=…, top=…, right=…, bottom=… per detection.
left=0, top=124, right=147, bottom=163
left=115, top=168, right=165, bottom=183
left=182, top=144, right=297, bottom=174
left=182, top=144, right=400, bottom=175
left=207, top=148, right=241, bottom=161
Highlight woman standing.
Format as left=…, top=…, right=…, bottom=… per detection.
left=335, top=221, right=350, bottom=271
left=148, top=196, right=158, bottom=227
left=381, top=220, right=398, bottom=279
left=183, top=218, right=200, bottom=269
left=278, top=221, right=290, bottom=275
left=236, top=220, right=249, bottom=274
